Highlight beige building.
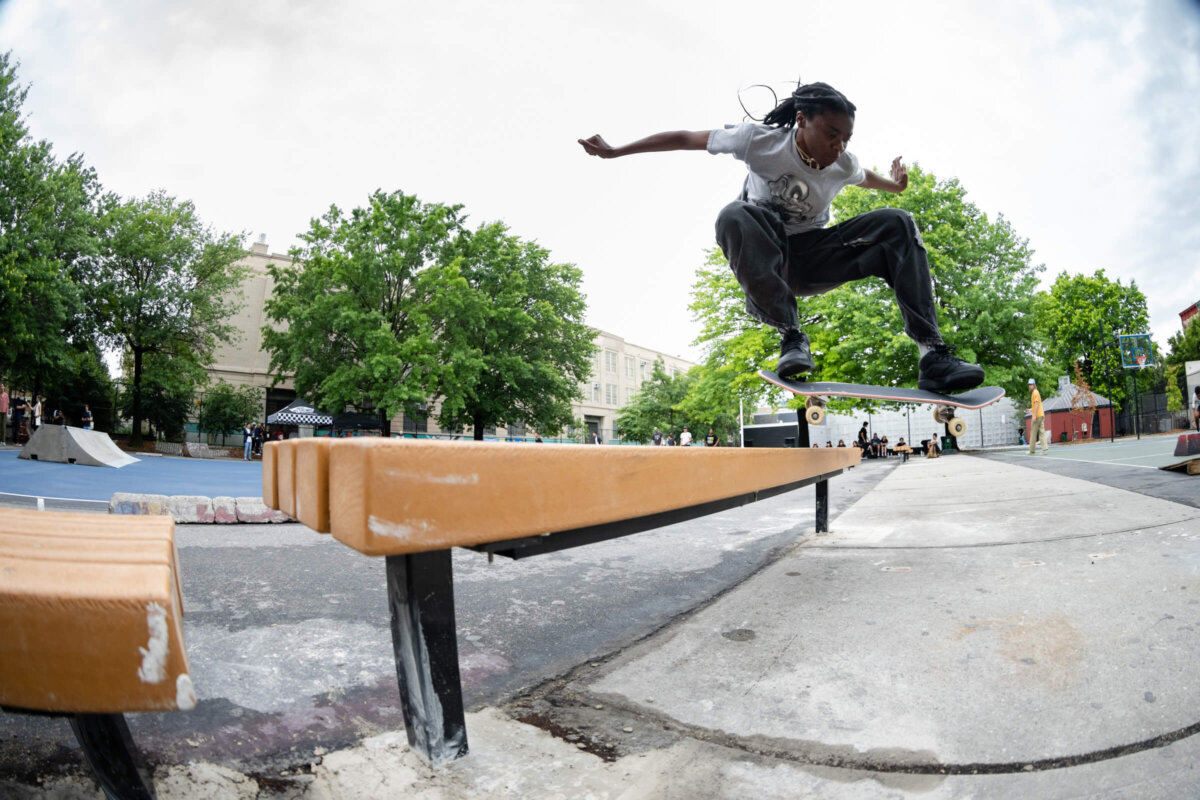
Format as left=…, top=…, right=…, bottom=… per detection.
left=577, top=331, right=694, bottom=443
left=208, top=240, right=695, bottom=440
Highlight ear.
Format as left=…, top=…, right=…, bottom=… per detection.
left=794, top=111, right=808, bottom=128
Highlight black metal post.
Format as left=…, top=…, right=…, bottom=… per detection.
left=815, top=479, right=829, bottom=533
left=69, top=713, right=157, bottom=800
left=386, top=550, right=468, bottom=765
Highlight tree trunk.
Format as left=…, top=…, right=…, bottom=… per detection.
left=129, top=349, right=144, bottom=447
left=473, top=413, right=484, bottom=441
left=379, top=408, right=391, bottom=437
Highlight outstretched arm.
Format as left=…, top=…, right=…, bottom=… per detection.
left=578, top=130, right=710, bottom=158
left=858, top=156, right=909, bottom=193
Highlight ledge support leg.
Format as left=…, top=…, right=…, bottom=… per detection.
left=815, top=479, right=829, bottom=533
left=386, top=550, right=468, bottom=765
left=69, top=713, right=157, bottom=800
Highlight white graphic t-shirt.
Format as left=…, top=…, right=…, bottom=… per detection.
left=708, top=123, right=866, bottom=235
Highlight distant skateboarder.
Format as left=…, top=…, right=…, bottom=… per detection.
left=1028, top=378, right=1048, bottom=455
left=579, top=79, right=984, bottom=392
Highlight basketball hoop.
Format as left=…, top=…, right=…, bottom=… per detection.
left=1136, top=354, right=1146, bottom=367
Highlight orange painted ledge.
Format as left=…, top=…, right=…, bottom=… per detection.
left=264, top=439, right=856, bottom=557
left=0, top=509, right=194, bottom=714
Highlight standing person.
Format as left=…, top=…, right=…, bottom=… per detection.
left=704, top=428, right=720, bottom=447
left=579, top=80, right=984, bottom=391
left=32, top=394, right=42, bottom=432
left=80, top=403, right=93, bottom=430
left=253, top=423, right=264, bottom=456
left=11, top=393, right=26, bottom=442
left=679, top=426, right=692, bottom=446
left=242, top=423, right=254, bottom=461
left=1028, top=379, right=1047, bottom=455
left=0, top=383, right=7, bottom=445
left=652, top=428, right=663, bottom=447
left=857, top=422, right=869, bottom=452
left=1193, top=386, right=1200, bottom=432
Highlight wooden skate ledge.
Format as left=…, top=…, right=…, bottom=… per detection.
left=0, top=509, right=192, bottom=713
left=1, top=508, right=194, bottom=799
left=263, top=438, right=859, bottom=555
left=262, top=437, right=854, bottom=767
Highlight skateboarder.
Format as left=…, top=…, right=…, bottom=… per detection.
left=579, top=80, right=984, bottom=392
left=1027, top=378, right=1048, bottom=455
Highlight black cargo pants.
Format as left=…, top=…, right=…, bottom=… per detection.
left=715, top=201, right=943, bottom=346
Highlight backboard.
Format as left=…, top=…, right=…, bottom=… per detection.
left=1118, top=333, right=1155, bottom=369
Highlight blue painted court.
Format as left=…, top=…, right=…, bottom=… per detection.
left=0, top=448, right=262, bottom=502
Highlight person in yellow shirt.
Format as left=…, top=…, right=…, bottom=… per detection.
left=1028, top=378, right=1047, bottom=455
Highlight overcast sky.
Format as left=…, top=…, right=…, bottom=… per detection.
left=2, top=0, right=1197, bottom=365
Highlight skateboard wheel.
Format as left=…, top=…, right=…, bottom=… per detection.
left=933, top=405, right=955, bottom=424
left=948, top=417, right=966, bottom=438
left=805, top=405, right=825, bottom=426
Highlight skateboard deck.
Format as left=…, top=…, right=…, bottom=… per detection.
left=759, top=371, right=1005, bottom=408
left=758, top=370, right=1006, bottom=435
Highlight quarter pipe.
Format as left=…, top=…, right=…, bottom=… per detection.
left=18, top=425, right=140, bottom=468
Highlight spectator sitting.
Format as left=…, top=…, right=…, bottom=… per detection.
left=837, top=439, right=846, bottom=447
left=869, top=433, right=882, bottom=458
left=880, top=434, right=890, bottom=456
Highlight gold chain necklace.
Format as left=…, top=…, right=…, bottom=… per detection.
left=794, top=136, right=820, bottom=169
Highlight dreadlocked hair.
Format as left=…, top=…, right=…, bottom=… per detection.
left=762, top=81, right=856, bottom=129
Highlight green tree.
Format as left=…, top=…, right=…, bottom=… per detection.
left=1165, top=319, right=1200, bottom=371
left=42, top=345, right=114, bottom=431
left=263, top=190, right=466, bottom=432
left=1165, top=365, right=1184, bottom=414
left=688, top=165, right=1044, bottom=417
left=615, top=361, right=698, bottom=443
left=0, top=52, right=100, bottom=391
left=117, top=349, right=203, bottom=442
left=86, top=191, right=247, bottom=445
left=1034, top=269, right=1150, bottom=410
left=199, top=382, right=263, bottom=441
left=437, top=222, right=594, bottom=440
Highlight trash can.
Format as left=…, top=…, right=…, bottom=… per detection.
left=941, top=435, right=955, bottom=452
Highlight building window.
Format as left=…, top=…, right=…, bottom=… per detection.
left=605, top=350, right=618, bottom=373
left=625, top=387, right=634, bottom=404
left=508, top=420, right=525, bottom=437
left=624, top=356, right=634, bottom=378
left=592, top=383, right=602, bottom=403
left=606, top=384, right=619, bottom=405
left=402, top=403, right=428, bottom=434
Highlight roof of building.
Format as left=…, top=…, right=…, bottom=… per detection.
left=1038, top=376, right=1114, bottom=414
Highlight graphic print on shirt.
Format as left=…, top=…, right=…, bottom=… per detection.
left=766, top=174, right=815, bottom=226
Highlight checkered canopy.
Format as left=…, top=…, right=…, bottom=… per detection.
left=267, top=399, right=332, bottom=426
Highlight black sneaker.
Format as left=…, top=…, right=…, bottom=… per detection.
left=777, top=329, right=814, bottom=378
left=918, top=345, right=984, bottom=392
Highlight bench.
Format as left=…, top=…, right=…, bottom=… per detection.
left=0, top=508, right=194, bottom=800
left=263, top=436, right=857, bottom=765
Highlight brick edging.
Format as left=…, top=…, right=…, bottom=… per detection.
left=108, top=492, right=292, bottom=523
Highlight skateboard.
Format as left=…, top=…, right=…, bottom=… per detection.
left=758, top=370, right=1006, bottom=438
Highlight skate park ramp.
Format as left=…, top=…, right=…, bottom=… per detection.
left=18, top=425, right=139, bottom=468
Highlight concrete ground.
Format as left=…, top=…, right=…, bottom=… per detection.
left=4, top=444, right=1200, bottom=798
